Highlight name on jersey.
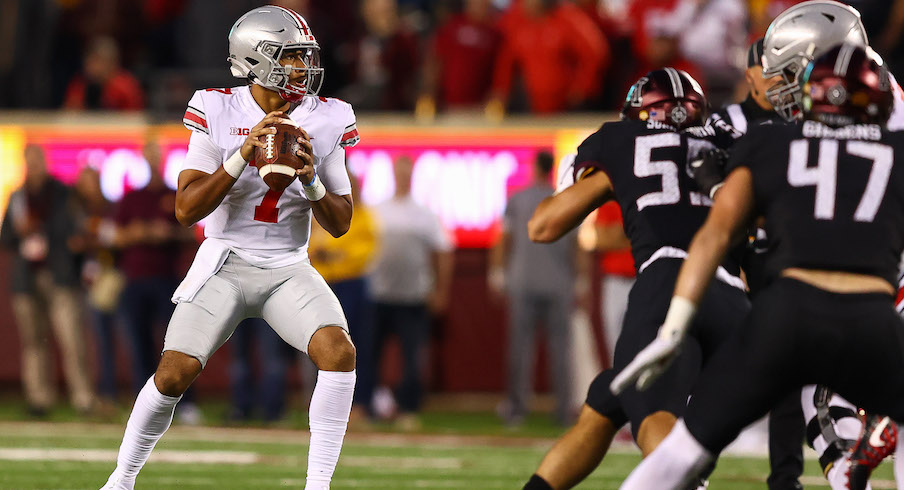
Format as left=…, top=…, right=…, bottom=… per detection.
left=230, top=127, right=251, bottom=136
left=683, top=125, right=711, bottom=138
left=646, top=120, right=677, bottom=131
left=801, top=120, right=882, bottom=140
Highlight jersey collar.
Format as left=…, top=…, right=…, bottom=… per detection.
left=237, top=85, right=313, bottom=121
left=740, top=95, right=781, bottom=124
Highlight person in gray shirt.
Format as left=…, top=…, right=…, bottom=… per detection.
left=490, top=151, right=588, bottom=427
left=369, top=155, right=454, bottom=428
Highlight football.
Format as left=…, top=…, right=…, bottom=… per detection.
left=254, top=122, right=306, bottom=192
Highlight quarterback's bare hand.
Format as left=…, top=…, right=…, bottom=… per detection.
left=610, top=334, right=683, bottom=395
left=295, top=129, right=315, bottom=184
left=239, top=111, right=293, bottom=161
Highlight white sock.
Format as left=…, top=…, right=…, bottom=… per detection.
left=305, top=370, right=356, bottom=490
left=828, top=414, right=873, bottom=490
left=106, top=377, right=181, bottom=486
left=826, top=457, right=874, bottom=490
left=620, top=419, right=714, bottom=490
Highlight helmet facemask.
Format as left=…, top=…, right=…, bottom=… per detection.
left=256, top=41, right=324, bottom=102
left=763, top=46, right=815, bottom=122
left=646, top=100, right=704, bottom=129
left=761, top=1, right=870, bottom=121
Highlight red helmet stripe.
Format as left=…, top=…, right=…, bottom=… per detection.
left=273, top=5, right=309, bottom=35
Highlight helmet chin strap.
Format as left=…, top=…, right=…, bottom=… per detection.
left=279, top=89, right=305, bottom=103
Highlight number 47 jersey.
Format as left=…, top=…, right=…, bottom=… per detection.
left=575, top=119, right=741, bottom=278
left=726, top=121, right=904, bottom=287
left=181, top=85, right=359, bottom=268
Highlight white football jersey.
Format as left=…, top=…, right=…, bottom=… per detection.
left=181, top=85, right=359, bottom=268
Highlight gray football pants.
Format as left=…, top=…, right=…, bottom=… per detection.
left=504, top=290, right=574, bottom=424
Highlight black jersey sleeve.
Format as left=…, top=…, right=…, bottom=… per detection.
left=573, top=123, right=616, bottom=183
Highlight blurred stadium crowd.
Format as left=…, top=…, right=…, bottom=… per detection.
left=2, top=0, right=902, bottom=117
left=2, top=0, right=904, bottom=428
left=0, top=140, right=457, bottom=427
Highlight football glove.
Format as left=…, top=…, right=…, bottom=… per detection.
left=555, top=154, right=577, bottom=194
left=610, top=332, right=683, bottom=394
left=610, top=296, right=696, bottom=394
left=688, top=148, right=729, bottom=199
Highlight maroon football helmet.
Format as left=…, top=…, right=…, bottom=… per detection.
left=620, top=68, right=707, bottom=130
left=801, top=43, right=892, bottom=127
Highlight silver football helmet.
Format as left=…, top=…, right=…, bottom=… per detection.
left=762, top=0, right=868, bottom=121
left=227, top=5, right=323, bottom=102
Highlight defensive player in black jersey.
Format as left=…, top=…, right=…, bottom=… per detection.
left=702, top=38, right=808, bottom=490
left=695, top=31, right=895, bottom=490
left=617, top=44, right=904, bottom=490
left=522, top=68, right=751, bottom=490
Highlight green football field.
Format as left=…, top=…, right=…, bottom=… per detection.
left=0, top=414, right=896, bottom=490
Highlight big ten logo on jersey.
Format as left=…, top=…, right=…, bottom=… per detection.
left=230, top=127, right=251, bottom=136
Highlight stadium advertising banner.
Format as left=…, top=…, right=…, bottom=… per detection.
left=0, top=124, right=593, bottom=248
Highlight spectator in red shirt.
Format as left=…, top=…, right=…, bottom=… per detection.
left=63, top=36, right=144, bottom=111
left=489, top=0, right=610, bottom=114
left=113, top=141, right=191, bottom=395
left=418, top=0, right=501, bottom=115
left=627, top=0, right=702, bottom=87
left=626, top=0, right=747, bottom=107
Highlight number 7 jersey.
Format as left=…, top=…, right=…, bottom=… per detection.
left=181, top=85, right=359, bottom=267
left=575, top=119, right=740, bottom=277
left=727, top=120, right=904, bottom=287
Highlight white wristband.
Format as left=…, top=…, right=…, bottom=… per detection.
left=709, top=182, right=724, bottom=200
left=659, top=296, right=697, bottom=341
left=303, top=172, right=327, bottom=201
left=223, top=150, right=248, bottom=179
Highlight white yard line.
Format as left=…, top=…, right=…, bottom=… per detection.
left=799, top=475, right=897, bottom=489
left=0, top=421, right=558, bottom=449
left=343, top=456, right=462, bottom=469
left=0, top=447, right=463, bottom=470
left=0, top=447, right=259, bottom=464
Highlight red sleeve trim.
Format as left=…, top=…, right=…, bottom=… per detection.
left=183, top=111, right=208, bottom=128
left=341, top=128, right=358, bottom=141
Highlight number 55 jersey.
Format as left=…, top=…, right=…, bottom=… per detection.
left=574, top=119, right=742, bottom=285
left=726, top=120, right=904, bottom=287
